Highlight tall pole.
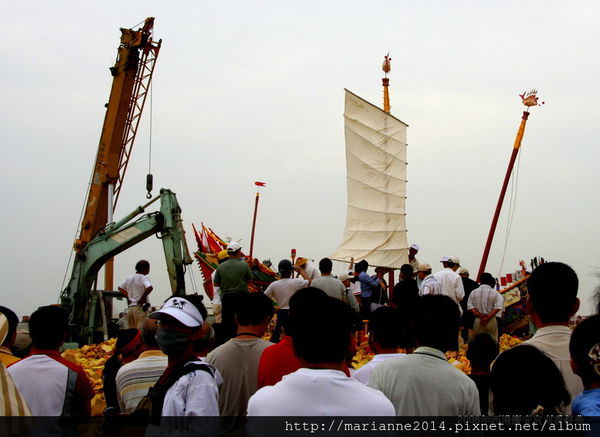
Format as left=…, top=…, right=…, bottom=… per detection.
left=382, top=53, right=394, bottom=295
left=249, top=181, right=266, bottom=261
left=382, top=53, right=391, bottom=113
left=477, top=90, right=544, bottom=281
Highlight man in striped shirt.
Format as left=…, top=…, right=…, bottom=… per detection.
left=116, top=317, right=168, bottom=413
left=467, top=273, right=504, bottom=341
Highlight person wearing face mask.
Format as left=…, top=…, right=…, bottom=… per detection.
left=148, top=295, right=222, bottom=417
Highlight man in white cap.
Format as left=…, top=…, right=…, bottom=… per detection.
left=214, top=240, right=253, bottom=342
left=149, top=295, right=221, bottom=417
left=415, top=263, right=442, bottom=296
left=433, top=256, right=465, bottom=313
left=408, top=244, right=420, bottom=273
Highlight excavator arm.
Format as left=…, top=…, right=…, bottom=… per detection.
left=61, top=189, right=192, bottom=343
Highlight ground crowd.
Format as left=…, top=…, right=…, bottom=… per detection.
left=1, top=241, right=599, bottom=424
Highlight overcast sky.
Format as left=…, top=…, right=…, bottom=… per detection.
left=1, top=1, right=599, bottom=318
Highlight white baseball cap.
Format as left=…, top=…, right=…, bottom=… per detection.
left=440, top=256, right=450, bottom=263
left=151, top=297, right=204, bottom=328
left=410, top=244, right=420, bottom=251
left=449, top=256, right=461, bottom=265
left=227, top=240, right=242, bottom=252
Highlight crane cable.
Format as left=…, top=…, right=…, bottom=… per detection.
left=59, top=140, right=100, bottom=300
left=146, top=81, right=154, bottom=198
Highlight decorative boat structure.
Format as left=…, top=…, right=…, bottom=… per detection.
left=192, top=223, right=278, bottom=299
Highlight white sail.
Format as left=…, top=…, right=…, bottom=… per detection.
left=331, top=89, right=409, bottom=269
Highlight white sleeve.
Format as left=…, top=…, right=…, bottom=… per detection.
left=118, top=278, right=128, bottom=290
left=264, top=283, right=274, bottom=298
left=142, top=276, right=152, bottom=288
left=455, top=276, right=465, bottom=302
left=494, top=293, right=504, bottom=310
left=467, top=292, right=475, bottom=310
left=294, top=278, right=309, bottom=288
left=421, top=281, right=431, bottom=296
left=182, top=371, right=220, bottom=416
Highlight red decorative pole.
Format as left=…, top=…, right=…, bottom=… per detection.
left=477, top=90, right=544, bottom=281
left=249, top=181, right=266, bottom=261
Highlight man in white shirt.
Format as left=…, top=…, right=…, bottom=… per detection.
left=369, top=295, right=480, bottom=416
left=264, top=259, right=310, bottom=342
left=295, top=257, right=320, bottom=281
left=467, top=272, right=504, bottom=341
left=408, top=243, right=420, bottom=273
left=416, top=263, right=442, bottom=296
left=433, top=256, right=465, bottom=313
left=118, top=260, right=153, bottom=329
left=248, top=294, right=395, bottom=416
left=522, top=262, right=584, bottom=406
left=353, top=307, right=406, bottom=385
left=311, top=258, right=346, bottom=301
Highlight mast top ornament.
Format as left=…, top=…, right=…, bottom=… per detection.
left=382, top=53, right=391, bottom=76
left=519, top=89, right=545, bottom=108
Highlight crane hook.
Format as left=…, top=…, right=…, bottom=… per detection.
left=146, top=173, right=153, bottom=199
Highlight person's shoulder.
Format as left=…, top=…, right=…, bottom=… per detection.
left=183, top=361, right=218, bottom=382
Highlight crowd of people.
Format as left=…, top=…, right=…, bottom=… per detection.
left=1, top=240, right=599, bottom=424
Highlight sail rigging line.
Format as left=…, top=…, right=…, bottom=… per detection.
left=497, top=151, right=522, bottom=277
left=187, top=261, right=199, bottom=294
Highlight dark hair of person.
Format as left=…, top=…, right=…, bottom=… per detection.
left=288, top=287, right=328, bottom=337
left=193, top=325, right=215, bottom=355
left=29, top=305, right=68, bottom=350
left=569, top=314, right=600, bottom=381
left=446, top=262, right=457, bottom=269
left=527, top=262, right=578, bottom=324
left=293, top=295, right=354, bottom=364
left=135, top=259, right=150, bottom=273
left=479, top=273, right=496, bottom=288
left=278, top=259, right=293, bottom=277
left=235, top=292, right=274, bottom=326
left=490, top=344, right=570, bottom=415
left=141, top=321, right=160, bottom=348
left=415, top=295, right=460, bottom=352
left=318, top=258, right=333, bottom=274
left=115, top=328, right=140, bottom=351
left=0, top=306, right=19, bottom=344
left=466, top=333, right=499, bottom=372
left=400, top=264, right=413, bottom=278
left=369, top=306, right=403, bottom=349
left=355, top=260, right=369, bottom=273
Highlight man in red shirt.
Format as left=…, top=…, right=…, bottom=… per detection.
left=8, top=305, right=94, bottom=416
left=258, top=287, right=352, bottom=388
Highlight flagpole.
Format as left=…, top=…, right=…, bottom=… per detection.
left=381, top=53, right=395, bottom=296
left=249, top=182, right=266, bottom=261
left=476, top=90, right=544, bottom=281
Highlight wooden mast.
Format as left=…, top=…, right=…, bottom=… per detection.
left=477, top=90, right=544, bottom=281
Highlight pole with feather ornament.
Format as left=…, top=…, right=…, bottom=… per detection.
left=477, top=90, right=545, bottom=281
